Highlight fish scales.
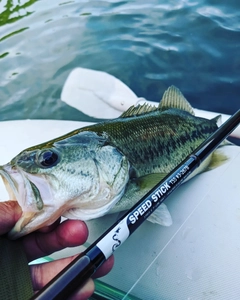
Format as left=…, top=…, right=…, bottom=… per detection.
left=79, top=109, right=218, bottom=175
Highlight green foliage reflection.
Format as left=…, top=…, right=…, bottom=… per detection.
left=0, top=0, right=38, bottom=27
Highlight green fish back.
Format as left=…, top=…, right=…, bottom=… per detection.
left=82, top=108, right=218, bottom=176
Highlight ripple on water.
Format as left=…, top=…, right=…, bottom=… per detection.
left=0, top=0, right=239, bottom=122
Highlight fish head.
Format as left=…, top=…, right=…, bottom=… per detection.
left=0, top=131, right=130, bottom=239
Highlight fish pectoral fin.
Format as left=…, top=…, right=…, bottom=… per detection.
left=137, top=173, right=168, bottom=189
left=8, top=211, right=36, bottom=240
left=137, top=174, right=172, bottom=226
left=218, top=139, right=233, bottom=147
left=206, top=149, right=229, bottom=170
left=183, top=149, right=229, bottom=183
left=147, top=203, right=172, bottom=226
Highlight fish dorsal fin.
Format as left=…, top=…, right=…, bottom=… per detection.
left=120, top=103, right=158, bottom=118
left=159, top=85, right=195, bottom=115
left=120, top=85, right=194, bottom=118
left=212, top=115, right=222, bottom=127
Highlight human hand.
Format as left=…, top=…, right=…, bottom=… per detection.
left=0, top=201, right=114, bottom=299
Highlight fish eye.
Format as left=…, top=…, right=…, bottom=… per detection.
left=38, top=150, right=59, bottom=168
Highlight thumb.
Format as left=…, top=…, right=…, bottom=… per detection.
left=0, top=201, right=22, bottom=235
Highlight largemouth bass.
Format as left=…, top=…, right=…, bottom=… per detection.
left=0, top=86, right=225, bottom=239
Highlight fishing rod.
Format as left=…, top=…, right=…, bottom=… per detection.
left=31, top=109, right=240, bottom=300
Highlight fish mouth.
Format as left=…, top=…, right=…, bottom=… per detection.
left=0, top=165, right=19, bottom=201
left=0, top=164, right=44, bottom=210
left=0, top=164, right=52, bottom=239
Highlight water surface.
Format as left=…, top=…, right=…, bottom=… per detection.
left=0, top=0, right=239, bottom=122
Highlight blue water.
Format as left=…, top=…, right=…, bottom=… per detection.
left=0, top=0, right=239, bottom=123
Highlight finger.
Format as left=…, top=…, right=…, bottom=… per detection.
left=68, top=279, right=95, bottom=300
left=0, top=201, right=22, bottom=235
left=30, top=256, right=95, bottom=300
left=36, top=217, right=61, bottom=233
left=93, top=255, right=114, bottom=279
left=22, top=220, right=88, bottom=261
left=31, top=255, right=114, bottom=299
left=31, top=256, right=76, bottom=290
